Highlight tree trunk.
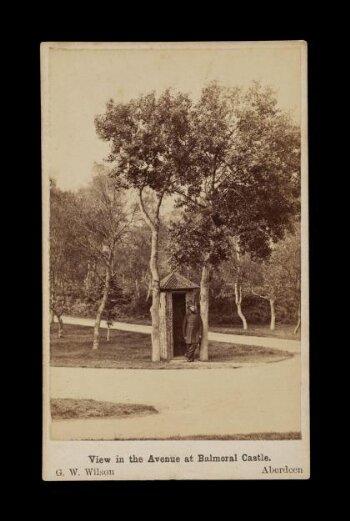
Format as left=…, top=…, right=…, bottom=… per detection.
left=138, top=190, right=162, bottom=361
left=199, top=263, right=210, bottom=361
left=92, top=267, right=111, bottom=350
left=57, top=314, right=64, bottom=338
left=149, top=229, right=161, bottom=362
left=106, top=325, right=111, bottom=342
left=234, top=282, right=248, bottom=330
left=50, top=309, right=54, bottom=325
left=269, top=299, right=276, bottom=331
left=236, top=302, right=248, bottom=330
left=135, top=279, right=140, bottom=300
left=294, top=302, right=301, bottom=335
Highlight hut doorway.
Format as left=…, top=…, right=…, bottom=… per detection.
left=172, top=293, right=186, bottom=357
left=159, top=272, right=199, bottom=360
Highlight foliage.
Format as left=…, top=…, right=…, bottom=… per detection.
left=73, top=165, right=130, bottom=264
left=49, top=179, right=87, bottom=318
left=172, top=81, right=300, bottom=260
left=84, top=274, right=129, bottom=322
left=95, top=90, right=192, bottom=196
left=50, top=82, right=301, bottom=333
left=168, top=211, right=231, bottom=270
left=253, top=230, right=301, bottom=316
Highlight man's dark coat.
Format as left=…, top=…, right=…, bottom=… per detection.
left=182, top=311, right=203, bottom=344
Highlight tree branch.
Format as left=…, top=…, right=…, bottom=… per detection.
left=138, top=187, right=156, bottom=230
left=172, top=187, right=208, bottom=209
left=74, top=235, right=110, bottom=267
left=155, top=190, right=165, bottom=218
left=252, top=289, right=270, bottom=300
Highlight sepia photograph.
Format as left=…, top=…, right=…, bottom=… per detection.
left=42, top=41, right=309, bottom=480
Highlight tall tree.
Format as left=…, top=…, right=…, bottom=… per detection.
left=249, top=260, right=281, bottom=331
left=171, top=82, right=300, bottom=358
left=168, top=211, right=231, bottom=360
left=85, top=275, right=127, bottom=341
left=113, top=222, right=151, bottom=315
left=73, top=168, right=131, bottom=349
left=250, top=230, right=301, bottom=332
left=49, top=180, right=85, bottom=337
left=95, top=90, right=192, bottom=361
left=218, top=239, right=260, bottom=330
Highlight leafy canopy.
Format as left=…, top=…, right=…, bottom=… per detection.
left=95, top=90, right=192, bottom=196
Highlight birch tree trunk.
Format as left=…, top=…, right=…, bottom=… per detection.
left=294, top=302, right=301, bottom=335
left=92, top=266, right=111, bottom=350
left=135, top=279, right=140, bottom=300
left=269, top=299, right=276, bottom=331
left=234, top=282, right=248, bottom=330
left=138, top=189, right=162, bottom=362
left=57, top=314, right=64, bottom=338
left=199, top=263, right=210, bottom=361
left=146, top=278, right=152, bottom=302
left=149, top=229, right=161, bottom=362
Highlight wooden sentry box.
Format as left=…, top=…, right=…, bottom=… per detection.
left=159, top=272, right=200, bottom=360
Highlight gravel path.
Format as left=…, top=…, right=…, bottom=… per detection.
left=60, top=315, right=301, bottom=353
left=50, top=355, right=301, bottom=440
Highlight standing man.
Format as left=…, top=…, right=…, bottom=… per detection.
left=183, top=303, right=203, bottom=362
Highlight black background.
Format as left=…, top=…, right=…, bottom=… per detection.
left=14, top=9, right=324, bottom=505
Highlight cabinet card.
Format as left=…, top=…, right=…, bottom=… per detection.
left=41, top=41, right=309, bottom=480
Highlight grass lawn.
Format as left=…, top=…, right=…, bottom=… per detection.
left=51, top=398, right=157, bottom=420
left=209, top=324, right=300, bottom=340
left=103, top=317, right=300, bottom=340
left=112, top=432, right=302, bottom=440
left=50, top=324, right=293, bottom=369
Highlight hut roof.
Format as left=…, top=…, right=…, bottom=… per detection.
left=160, top=271, right=199, bottom=291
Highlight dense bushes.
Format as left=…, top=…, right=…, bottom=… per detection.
left=64, top=292, right=297, bottom=327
